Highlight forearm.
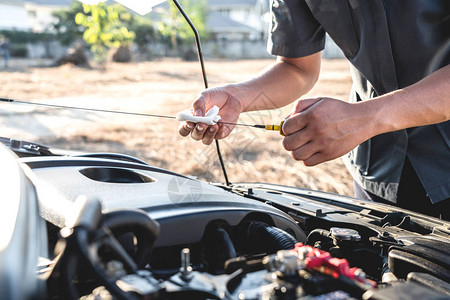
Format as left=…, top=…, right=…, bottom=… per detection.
left=224, top=54, right=321, bottom=113
left=362, top=65, right=450, bottom=136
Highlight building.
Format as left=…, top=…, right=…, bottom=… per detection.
left=0, top=0, right=343, bottom=59
left=0, top=0, right=72, bottom=32
left=0, top=0, right=269, bottom=41
left=207, top=0, right=269, bottom=41
left=24, top=0, right=73, bottom=32
left=205, top=0, right=343, bottom=58
left=148, top=0, right=272, bottom=58
left=0, top=0, right=31, bottom=31
left=150, top=0, right=269, bottom=42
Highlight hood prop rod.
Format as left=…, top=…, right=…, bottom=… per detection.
left=172, top=0, right=230, bottom=186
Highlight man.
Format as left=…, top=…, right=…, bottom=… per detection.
left=179, top=1, right=450, bottom=219
left=0, top=35, right=10, bottom=68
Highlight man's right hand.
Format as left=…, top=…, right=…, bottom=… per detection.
left=178, top=85, right=243, bottom=145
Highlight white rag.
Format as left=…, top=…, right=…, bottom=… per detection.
left=176, top=105, right=221, bottom=125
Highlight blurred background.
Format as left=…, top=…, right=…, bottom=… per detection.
left=0, top=0, right=353, bottom=196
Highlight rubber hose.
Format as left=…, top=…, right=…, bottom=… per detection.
left=102, top=209, right=160, bottom=268
left=246, top=222, right=297, bottom=254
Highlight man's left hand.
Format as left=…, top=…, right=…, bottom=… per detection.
left=282, top=97, right=373, bottom=166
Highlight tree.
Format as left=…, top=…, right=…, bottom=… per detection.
left=158, top=0, right=208, bottom=58
left=51, top=1, right=84, bottom=46
left=75, top=3, right=135, bottom=64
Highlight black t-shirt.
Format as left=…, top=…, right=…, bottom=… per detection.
left=268, top=0, right=450, bottom=203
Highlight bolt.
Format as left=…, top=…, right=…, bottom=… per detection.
left=180, top=248, right=193, bottom=281
left=181, top=248, right=190, bottom=269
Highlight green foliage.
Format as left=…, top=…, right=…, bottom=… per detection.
left=0, top=30, right=54, bottom=57
left=51, top=1, right=84, bottom=46
left=126, top=18, right=157, bottom=49
left=10, top=44, right=28, bottom=57
left=75, top=3, right=135, bottom=63
left=0, top=30, right=53, bottom=44
left=41, top=0, right=209, bottom=62
left=158, top=0, right=209, bottom=49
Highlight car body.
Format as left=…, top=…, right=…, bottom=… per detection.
left=0, top=138, right=449, bottom=299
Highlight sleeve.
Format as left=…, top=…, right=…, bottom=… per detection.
left=267, top=0, right=326, bottom=58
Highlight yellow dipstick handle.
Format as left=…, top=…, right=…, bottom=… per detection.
left=264, top=120, right=286, bottom=136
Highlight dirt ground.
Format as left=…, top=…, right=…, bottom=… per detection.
left=0, top=58, right=354, bottom=196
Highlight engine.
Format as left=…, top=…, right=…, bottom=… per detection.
left=2, top=148, right=449, bottom=300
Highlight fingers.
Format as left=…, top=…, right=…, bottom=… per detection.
left=290, top=142, right=317, bottom=162
left=201, top=125, right=219, bottom=145
left=283, top=129, right=318, bottom=163
left=282, top=98, right=325, bottom=165
left=192, top=87, right=228, bottom=117
left=292, top=97, right=323, bottom=114
left=178, top=121, right=219, bottom=145
left=177, top=105, right=226, bottom=144
left=282, top=129, right=311, bottom=152
left=283, top=97, right=361, bottom=166
left=282, top=113, right=307, bottom=136
left=282, top=98, right=323, bottom=135
left=178, top=121, right=195, bottom=137
left=304, top=153, right=325, bottom=166
left=179, top=86, right=242, bottom=143
left=182, top=92, right=210, bottom=137
left=179, top=97, right=207, bottom=138
left=283, top=137, right=326, bottom=166
left=192, top=95, right=207, bottom=119
left=191, top=122, right=207, bottom=140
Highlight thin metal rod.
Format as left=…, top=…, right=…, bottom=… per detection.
left=214, top=140, right=229, bottom=185
left=172, top=0, right=230, bottom=186
left=0, top=98, right=267, bottom=129
left=0, top=98, right=176, bottom=120
left=172, top=0, right=208, bottom=89
left=218, top=121, right=265, bottom=128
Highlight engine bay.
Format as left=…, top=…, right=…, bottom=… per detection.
left=1, top=143, right=448, bottom=300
